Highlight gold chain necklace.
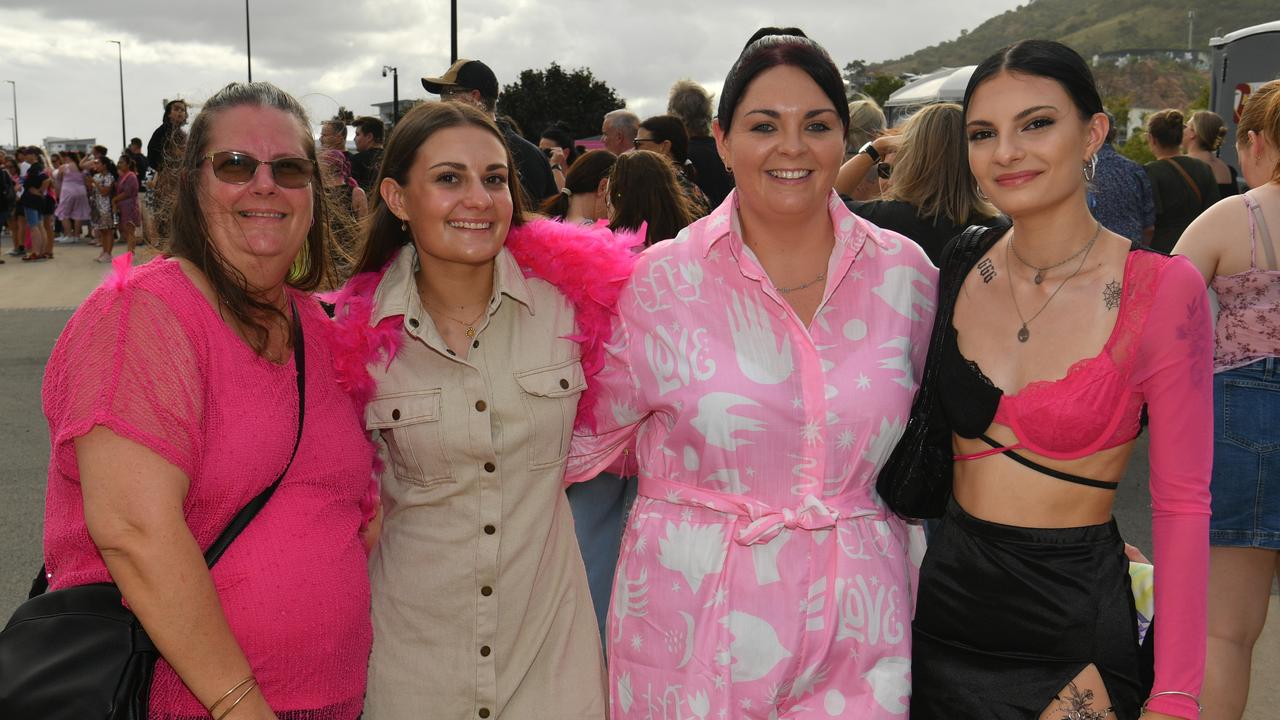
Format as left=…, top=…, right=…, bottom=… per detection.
left=1005, top=222, right=1100, bottom=343
left=1010, top=221, right=1100, bottom=284
left=423, top=301, right=488, bottom=338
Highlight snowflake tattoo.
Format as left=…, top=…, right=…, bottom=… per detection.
left=1103, top=279, right=1121, bottom=311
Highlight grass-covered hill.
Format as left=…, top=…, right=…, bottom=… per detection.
left=874, top=0, right=1276, bottom=76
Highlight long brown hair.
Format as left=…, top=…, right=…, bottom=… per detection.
left=353, top=101, right=527, bottom=275
left=161, top=81, right=332, bottom=356
left=885, top=103, right=996, bottom=226
left=607, top=150, right=694, bottom=247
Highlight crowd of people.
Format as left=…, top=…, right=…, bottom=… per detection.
left=6, top=24, right=1279, bottom=720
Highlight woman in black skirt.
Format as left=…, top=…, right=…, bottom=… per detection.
left=890, top=40, right=1213, bottom=720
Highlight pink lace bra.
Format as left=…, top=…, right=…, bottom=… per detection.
left=1210, top=192, right=1280, bottom=371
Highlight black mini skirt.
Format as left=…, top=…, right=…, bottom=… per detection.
left=911, top=499, right=1147, bottom=719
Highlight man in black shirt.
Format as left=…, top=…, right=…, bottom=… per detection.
left=422, top=59, right=556, bottom=204
left=126, top=138, right=149, bottom=185
left=350, top=116, right=385, bottom=194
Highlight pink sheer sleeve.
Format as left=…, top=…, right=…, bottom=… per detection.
left=566, top=292, right=649, bottom=483
left=45, top=282, right=205, bottom=483
left=1132, top=256, right=1213, bottom=719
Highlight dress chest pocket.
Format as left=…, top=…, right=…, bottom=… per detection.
left=366, top=389, right=453, bottom=487
left=514, top=359, right=586, bottom=470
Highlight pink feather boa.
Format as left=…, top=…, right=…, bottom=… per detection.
left=326, top=218, right=641, bottom=431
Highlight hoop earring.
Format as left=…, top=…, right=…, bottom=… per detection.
left=401, top=220, right=408, bottom=232
left=1083, top=154, right=1098, bottom=183
left=975, top=183, right=990, bottom=202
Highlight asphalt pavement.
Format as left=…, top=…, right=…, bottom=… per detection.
left=0, top=237, right=1274, bottom=715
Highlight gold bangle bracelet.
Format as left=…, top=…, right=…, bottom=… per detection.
left=208, top=676, right=256, bottom=717
left=213, top=680, right=259, bottom=720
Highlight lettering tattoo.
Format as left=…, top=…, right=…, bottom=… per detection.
left=978, top=258, right=997, bottom=284
left=1052, top=682, right=1114, bottom=720
left=1103, top=279, right=1121, bottom=311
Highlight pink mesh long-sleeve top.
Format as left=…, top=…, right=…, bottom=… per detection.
left=41, top=258, right=374, bottom=719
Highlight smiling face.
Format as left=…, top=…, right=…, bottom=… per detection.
left=964, top=71, right=1106, bottom=219
left=199, top=105, right=315, bottom=279
left=714, top=64, right=844, bottom=220
left=381, top=125, right=513, bottom=269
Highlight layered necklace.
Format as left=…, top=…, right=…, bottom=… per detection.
left=1006, top=221, right=1101, bottom=343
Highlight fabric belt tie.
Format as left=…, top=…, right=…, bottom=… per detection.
left=637, top=475, right=884, bottom=546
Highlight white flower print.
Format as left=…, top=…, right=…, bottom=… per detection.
left=658, top=521, right=728, bottom=593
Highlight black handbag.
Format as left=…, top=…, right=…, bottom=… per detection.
left=876, top=225, right=998, bottom=519
left=0, top=305, right=307, bottom=720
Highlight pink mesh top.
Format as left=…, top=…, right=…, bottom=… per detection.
left=41, top=258, right=374, bottom=719
left=946, top=249, right=1214, bottom=719
left=1210, top=192, right=1280, bottom=372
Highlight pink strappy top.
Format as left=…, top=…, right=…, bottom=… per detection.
left=1210, top=192, right=1280, bottom=372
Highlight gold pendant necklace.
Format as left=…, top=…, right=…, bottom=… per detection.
left=424, top=301, right=487, bottom=338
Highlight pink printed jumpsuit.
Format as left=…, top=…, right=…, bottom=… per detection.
left=568, top=191, right=938, bottom=719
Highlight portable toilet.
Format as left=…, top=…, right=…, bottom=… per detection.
left=1210, top=20, right=1280, bottom=170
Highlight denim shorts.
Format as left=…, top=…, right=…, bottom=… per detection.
left=22, top=205, right=41, bottom=226
left=1210, top=356, right=1280, bottom=549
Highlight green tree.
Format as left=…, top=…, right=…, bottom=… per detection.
left=842, top=59, right=871, bottom=100
left=1120, top=130, right=1155, bottom=165
left=1104, top=95, right=1131, bottom=139
left=863, top=74, right=906, bottom=108
left=496, top=63, right=624, bottom=141
left=332, top=106, right=355, bottom=124
left=1189, top=81, right=1210, bottom=111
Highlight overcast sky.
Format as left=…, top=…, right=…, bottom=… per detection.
left=0, top=0, right=1024, bottom=153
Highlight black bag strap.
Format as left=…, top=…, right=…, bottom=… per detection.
left=30, top=302, right=306, bottom=598
left=202, top=302, right=306, bottom=567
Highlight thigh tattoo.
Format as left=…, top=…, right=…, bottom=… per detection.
left=1052, top=682, right=1115, bottom=720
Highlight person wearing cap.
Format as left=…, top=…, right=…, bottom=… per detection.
left=422, top=59, right=557, bottom=204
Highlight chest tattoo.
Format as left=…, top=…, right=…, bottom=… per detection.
left=1102, top=279, right=1121, bottom=311
left=977, top=258, right=997, bottom=284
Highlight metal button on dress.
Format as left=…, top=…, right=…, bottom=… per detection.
left=481, top=585, right=493, bottom=596
left=484, top=462, right=496, bottom=473
left=480, top=645, right=491, bottom=657
left=475, top=400, right=487, bottom=412
left=479, top=709, right=490, bottom=719
left=484, top=524, right=496, bottom=535
left=559, top=378, right=569, bottom=389
left=391, top=409, right=401, bottom=421
left=472, top=340, right=480, bottom=349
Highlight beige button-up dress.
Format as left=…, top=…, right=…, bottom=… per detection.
left=362, top=245, right=607, bottom=720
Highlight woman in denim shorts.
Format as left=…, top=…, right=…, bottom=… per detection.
left=1174, top=78, right=1280, bottom=720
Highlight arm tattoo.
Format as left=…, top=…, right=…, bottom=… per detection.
left=1103, top=279, right=1121, bottom=310
left=977, top=258, right=997, bottom=284
left=1053, top=682, right=1115, bottom=720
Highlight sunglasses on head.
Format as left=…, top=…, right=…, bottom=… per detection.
left=203, top=151, right=314, bottom=189
left=876, top=161, right=893, bottom=180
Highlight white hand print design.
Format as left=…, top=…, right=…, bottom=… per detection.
left=728, top=290, right=794, bottom=385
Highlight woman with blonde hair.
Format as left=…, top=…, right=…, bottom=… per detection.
left=1173, top=79, right=1280, bottom=720
left=841, top=95, right=887, bottom=200
left=1184, top=110, right=1241, bottom=197
left=840, top=102, right=1003, bottom=262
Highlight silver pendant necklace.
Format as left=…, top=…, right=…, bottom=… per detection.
left=1010, top=221, right=1099, bottom=284
left=1006, top=222, right=1101, bottom=343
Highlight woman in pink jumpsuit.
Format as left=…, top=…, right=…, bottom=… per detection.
left=568, top=35, right=936, bottom=719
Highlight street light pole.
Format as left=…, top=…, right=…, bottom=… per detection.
left=383, top=66, right=399, bottom=124
left=4, top=81, right=15, bottom=147
left=245, top=0, right=253, bottom=82
left=108, top=41, right=125, bottom=151
left=450, top=0, right=457, bottom=63
left=6, top=118, right=14, bottom=150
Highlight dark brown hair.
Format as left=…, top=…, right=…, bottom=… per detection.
left=1146, top=109, right=1186, bottom=150
left=161, top=81, right=332, bottom=356
left=353, top=101, right=527, bottom=274
left=540, top=149, right=616, bottom=218
left=608, top=150, right=694, bottom=247
left=719, top=35, right=848, bottom=134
